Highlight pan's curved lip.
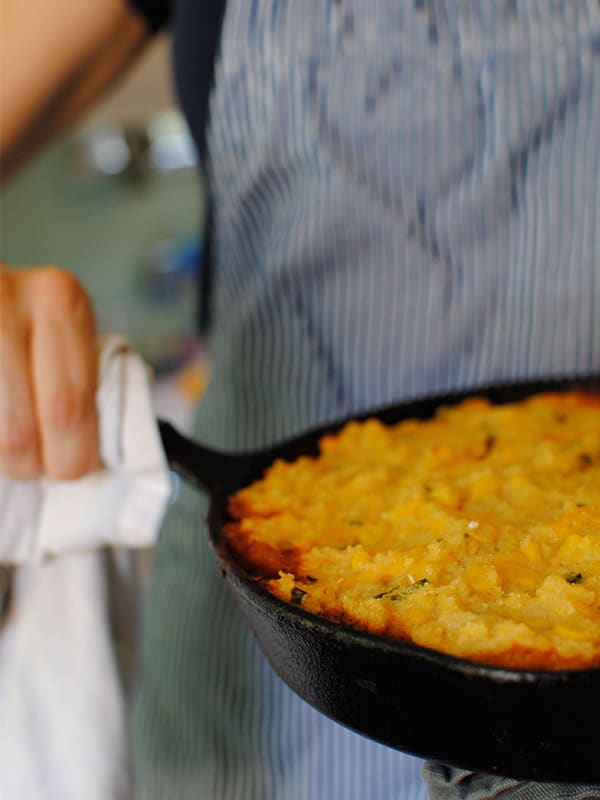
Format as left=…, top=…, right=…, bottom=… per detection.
left=208, top=372, right=600, bottom=684
left=201, top=373, right=600, bottom=474
left=273, top=372, right=600, bottom=448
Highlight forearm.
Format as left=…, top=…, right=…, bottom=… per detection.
left=0, top=0, right=150, bottom=181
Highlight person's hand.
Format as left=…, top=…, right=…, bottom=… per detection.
left=0, top=264, right=99, bottom=480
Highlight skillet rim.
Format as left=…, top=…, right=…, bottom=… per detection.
left=208, top=371, right=600, bottom=681
left=213, top=545, right=600, bottom=683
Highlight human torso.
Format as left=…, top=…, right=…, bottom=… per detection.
left=137, top=4, right=600, bottom=799
left=171, top=0, right=600, bottom=450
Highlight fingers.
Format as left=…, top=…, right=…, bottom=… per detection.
left=0, top=266, right=99, bottom=481
left=29, top=268, right=99, bottom=479
left=0, top=270, right=42, bottom=479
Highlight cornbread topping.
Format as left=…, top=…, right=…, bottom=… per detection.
left=225, top=391, right=600, bottom=670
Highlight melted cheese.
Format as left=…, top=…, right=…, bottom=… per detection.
left=226, top=392, right=600, bottom=670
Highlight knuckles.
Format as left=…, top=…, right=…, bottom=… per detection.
left=28, top=267, right=93, bottom=323
left=0, top=418, right=42, bottom=480
left=0, top=266, right=93, bottom=328
left=0, top=419, right=38, bottom=457
left=38, top=385, right=92, bottom=432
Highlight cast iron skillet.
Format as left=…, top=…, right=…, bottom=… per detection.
left=158, top=376, right=600, bottom=783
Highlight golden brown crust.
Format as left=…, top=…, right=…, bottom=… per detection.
left=225, top=391, right=600, bottom=670
left=223, top=524, right=303, bottom=579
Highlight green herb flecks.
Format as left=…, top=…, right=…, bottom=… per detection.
left=565, top=572, right=583, bottom=585
left=291, top=587, right=308, bottom=605
left=374, top=578, right=429, bottom=601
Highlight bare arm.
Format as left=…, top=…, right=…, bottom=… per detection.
left=0, top=0, right=151, bottom=181
left=0, top=0, right=153, bottom=480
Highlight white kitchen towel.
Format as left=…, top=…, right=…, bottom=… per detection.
left=0, top=335, right=171, bottom=562
left=0, top=336, right=172, bottom=800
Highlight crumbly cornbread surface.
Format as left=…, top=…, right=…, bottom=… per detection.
left=225, top=392, right=600, bottom=670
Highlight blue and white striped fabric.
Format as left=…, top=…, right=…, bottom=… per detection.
left=134, top=2, right=600, bottom=798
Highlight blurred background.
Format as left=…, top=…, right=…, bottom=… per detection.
left=1, top=36, right=208, bottom=423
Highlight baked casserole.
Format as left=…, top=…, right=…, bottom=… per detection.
left=225, top=391, right=600, bottom=670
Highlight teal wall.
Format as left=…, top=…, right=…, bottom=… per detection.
left=1, top=137, right=204, bottom=365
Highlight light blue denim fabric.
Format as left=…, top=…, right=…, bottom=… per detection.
left=134, top=2, right=600, bottom=798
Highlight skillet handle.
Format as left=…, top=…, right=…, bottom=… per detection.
left=158, top=420, right=239, bottom=496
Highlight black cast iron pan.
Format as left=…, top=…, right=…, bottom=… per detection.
left=158, top=375, right=600, bottom=784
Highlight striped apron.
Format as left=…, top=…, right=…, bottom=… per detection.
left=134, top=2, right=600, bottom=798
